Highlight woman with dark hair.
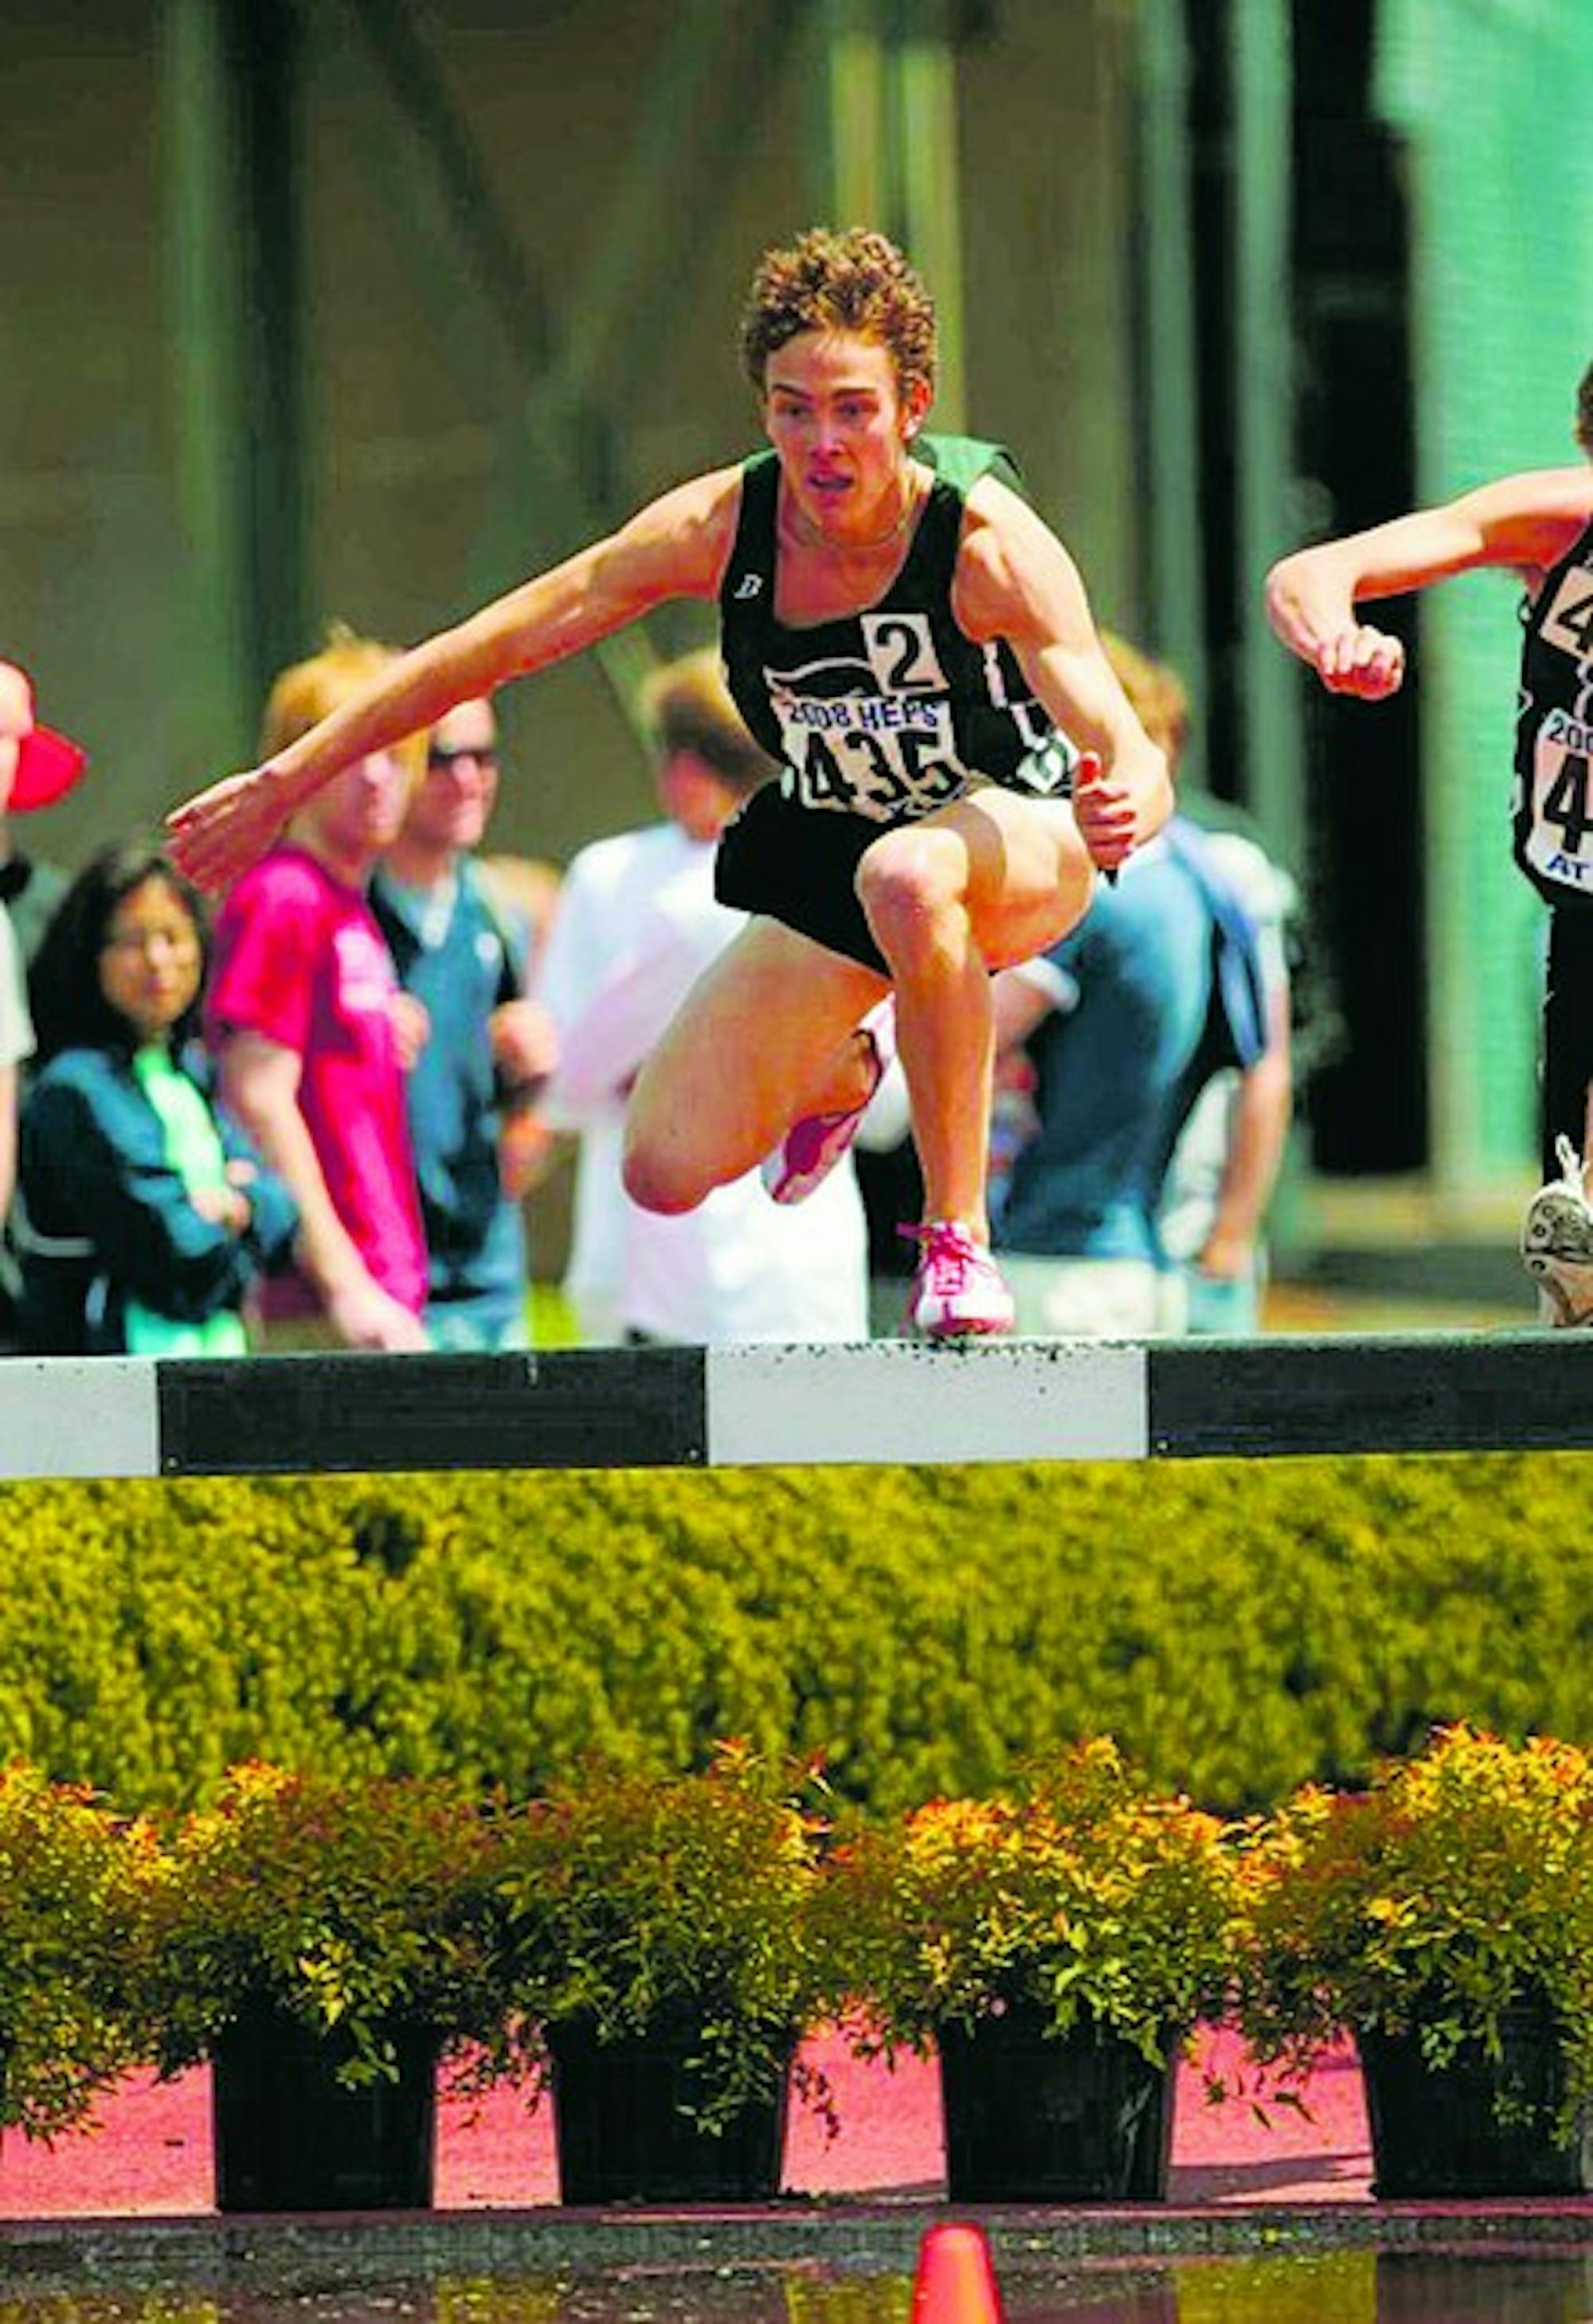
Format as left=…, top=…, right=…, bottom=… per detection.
left=15, top=839, right=297, bottom=1353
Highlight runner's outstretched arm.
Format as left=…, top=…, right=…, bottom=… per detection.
left=166, top=471, right=740, bottom=890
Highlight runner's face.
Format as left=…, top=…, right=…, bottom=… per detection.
left=762, top=330, right=927, bottom=544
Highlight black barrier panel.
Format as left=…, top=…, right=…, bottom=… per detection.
left=156, top=1349, right=709, bottom=1476
left=1147, top=1333, right=1593, bottom=1461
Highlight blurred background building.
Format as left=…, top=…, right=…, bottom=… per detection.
left=6, top=0, right=1592, bottom=1298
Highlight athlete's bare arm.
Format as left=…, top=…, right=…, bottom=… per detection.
left=166, top=470, right=744, bottom=890
left=1266, top=467, right=1593, bottom=702
left=953, top=476, right=1172, bottom=870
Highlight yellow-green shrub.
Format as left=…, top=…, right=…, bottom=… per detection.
left=0, top=1450, right=1586, bottom=1813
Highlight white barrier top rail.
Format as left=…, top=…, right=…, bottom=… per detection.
left=2, top=1335, right=1588, bottom=1481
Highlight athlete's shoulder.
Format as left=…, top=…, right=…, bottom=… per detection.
left=609, top=464, right=746, bottom=598
left=949, top=460, right=1074, bottom=636
left=1464, top=466, right=1593, bottom=563
left=1477, top=464, right=1593, bottom=517
left=918, top=433, right=1031, bottom=502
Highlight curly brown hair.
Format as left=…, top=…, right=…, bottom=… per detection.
left=1577, top=361, right=1593, bottom=460
left=738, top=226, right=936, bottom=402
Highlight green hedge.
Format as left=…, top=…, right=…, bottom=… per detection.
left=1, top=1451, right=1588, bottom=1814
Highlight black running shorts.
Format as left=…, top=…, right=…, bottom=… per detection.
left=714, top=781, right=896, bottom=974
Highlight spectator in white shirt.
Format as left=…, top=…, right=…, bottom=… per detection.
left=535, top=651, right=870, bottom=1344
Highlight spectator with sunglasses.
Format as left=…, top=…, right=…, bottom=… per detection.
left=370, top=697, right=555, bottom=1350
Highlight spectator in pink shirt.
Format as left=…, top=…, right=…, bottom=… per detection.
left=205, top=628, right=430, bottom=1350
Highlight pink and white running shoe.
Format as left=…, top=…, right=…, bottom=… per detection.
left=901, top=1221, right=1016, bottom=1340
left=761, top=999, right=896, bottom=1207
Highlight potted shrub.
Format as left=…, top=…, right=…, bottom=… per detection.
left=139, top=1762, right=512, bottom=2211
left=1238, top=1723, right=1593, bottom=2197
left=488, top=1745, right=829, bottom=2203
left=822, top=1739, right=1243, bottom=2201
left=0, top=1761, right=148, bottom=2144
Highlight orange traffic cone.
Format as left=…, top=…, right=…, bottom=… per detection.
left=910, top=2222, right=1007, bottom=2322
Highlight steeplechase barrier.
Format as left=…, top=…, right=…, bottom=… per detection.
left=6, top=1332, right=1589, bottom=1480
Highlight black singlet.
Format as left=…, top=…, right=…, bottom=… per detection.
left=1513, top=514, right=1593, bottom=909
left=716, top=433, right=1073, bottom=828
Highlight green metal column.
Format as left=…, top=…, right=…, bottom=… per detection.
left=1135, top=0, right=1208, bottom=771
left=811, top=0, right=965, bottom=428
left=814, top=0, right=891, bottom=229
left=889, top=0, right=966, bottom=431
left=159, top=0, right=256, bottom=770
left=231, top=0, right=311, bottom=700
left=1375, top=0, right=1593, bottom=1194
left=1228, top=0, right=1305, bottom=876
left=161, top=0, right=309, bottom=756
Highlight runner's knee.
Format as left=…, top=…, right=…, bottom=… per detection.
left=855, top=826, right=967, bottom=961
left=621, top=1128, right=706, bottom=1215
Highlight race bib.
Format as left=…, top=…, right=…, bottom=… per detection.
left=1538, top=565, right=1593, bottom=665
left=769, top=651, right=970, bottom=822
left=1525, top=707, right=1593, bottom=895
left=858, top=611, right=949, bottom=693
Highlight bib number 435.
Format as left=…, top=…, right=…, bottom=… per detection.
left=788, top=720, right=964, bottom=820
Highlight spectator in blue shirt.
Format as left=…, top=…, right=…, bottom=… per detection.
left=991, top=634, right=1281, bottom=1337
left=991, top=831, right=1217, bottom=1336
left=370, top=698, right=555, bottom=1350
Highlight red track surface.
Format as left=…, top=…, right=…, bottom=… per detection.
left=0, top=2027, right=1372, bottom=2216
